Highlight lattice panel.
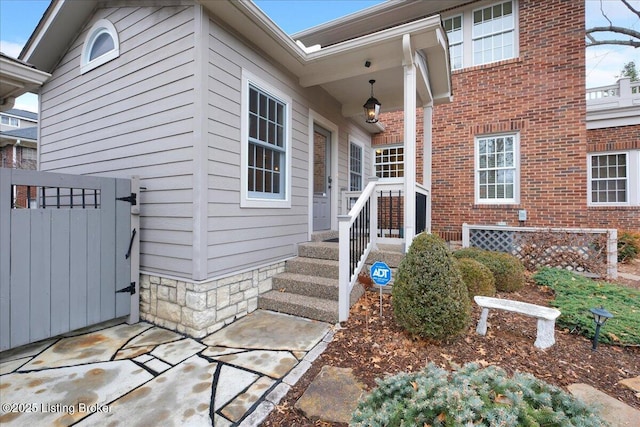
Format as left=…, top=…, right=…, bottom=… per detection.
left=470, top=229, right=515, bottom=253
left=470, top=229, right=608, bottom=277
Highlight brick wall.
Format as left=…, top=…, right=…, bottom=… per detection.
left=587, top=125, right=640, bottom=153
left=376, top=0, right=638, bottom=235
left=586, top=124, right=640, bottom=231
left=2, top=146, right=38, bottom=208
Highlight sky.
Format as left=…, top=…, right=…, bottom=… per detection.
left=0, top=0, right=638, bottom=113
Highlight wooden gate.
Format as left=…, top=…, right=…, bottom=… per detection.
left=0, top=169, right=140, bottom=351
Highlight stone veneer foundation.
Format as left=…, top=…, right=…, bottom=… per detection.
left=139, top=262, right=285, bottom=338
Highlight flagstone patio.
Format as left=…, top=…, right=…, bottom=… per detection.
left=0, top=310, right=332, bottom=427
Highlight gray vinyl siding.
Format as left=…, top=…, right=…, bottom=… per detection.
left=38, top=4, right=197, bottom=278
left=37, top=1, right=374, bottom=282
left=205, top=17, right=371, bottom=277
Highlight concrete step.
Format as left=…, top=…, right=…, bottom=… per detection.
left=298, top=241, right=339, bottom=261
left=273, top=272, right=339, bottom=301
left=366, top=245, right=404, bottom=268
left=258, top=291, right=339, bottom=324
left=298, top=241, right=404, bottom=267
left=286, top=257, right=339, bottom=279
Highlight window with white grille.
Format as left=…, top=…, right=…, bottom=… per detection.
left=374, top=146, right=404, bottom=179
left=472, top=1, right=515, bottom=65
left=349, top=142, right=363, bottom=191
left=240, top=70, right=292, bottom=208
left=588, top=151, right=640, bottom=206
left=475, top=133, right=519, bottom=204
left=443, top=0, right=518, bottom=70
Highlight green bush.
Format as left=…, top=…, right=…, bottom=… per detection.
left=352, top=363, right=607, bottom=427
left=533, top=267, right=640, bottom=346
left=618, top=231, right=640, bottom=263
left=392, top=233, right=471, bottom=341
left=454, top=248, right=525, bottom=292
left=456, top=257, right=496, bottom=297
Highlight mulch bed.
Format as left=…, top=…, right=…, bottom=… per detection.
left=263, top=270, right=640, bottom=426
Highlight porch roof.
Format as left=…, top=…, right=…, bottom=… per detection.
left=20, top=0, right=452, bottom=127
left=209, top=1, right=453, bottom=120
left=0, top=53, right=50, bottom=112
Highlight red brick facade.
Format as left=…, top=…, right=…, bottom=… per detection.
left=375, top=0, right=639, bottom=238
left=585, top=125, right=640, bottom=230
left=1, top=145, right=38, bottom=208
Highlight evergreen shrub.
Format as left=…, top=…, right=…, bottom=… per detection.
left=454, top=248, right=525, bottom=292
left=391, top=233, right=471, bottom=340
left=456, top=257, right=496, bottom=297
left=352, top=363, right=608, bottom=427
left=533, top=267, right=640, bottom=346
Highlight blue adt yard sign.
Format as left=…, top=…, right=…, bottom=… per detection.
left=370, top=261, right=392, bottom=286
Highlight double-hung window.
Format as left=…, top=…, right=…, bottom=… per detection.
left=443, top=1, right=517, bottom=70
left=588, top=152, right=640, bottom=206
left=248, top=86, right=285, bottom=198
left=472, top=1, right=515, bottom=65
left=476, top=133, right=519, bottom=203
left=374, top=146, right=404, bottom=179
left=241, top=71, right=291, bottom=208
left=349, top=142, right=363, bottom=191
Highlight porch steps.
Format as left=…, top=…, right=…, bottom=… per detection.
left=258, top=241, right=404, bottom=323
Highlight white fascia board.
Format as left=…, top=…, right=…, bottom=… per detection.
left=300, top=15, right=442, bottom=87
left=293, top=0, right=467, bottom=48
left=305, top=15, right=441, bottom=62
left=0, top=57, right=51, bottom=87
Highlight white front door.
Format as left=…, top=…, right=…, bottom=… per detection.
left=313, top=125, right=331, bottom=231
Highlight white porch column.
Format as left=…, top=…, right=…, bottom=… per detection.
left=403, top=34, right=416, bottom=251
left=423, top=104, right=433, bottom=233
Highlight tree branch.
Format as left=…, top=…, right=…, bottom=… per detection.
left=586, top=26, right=640, bottom=48
left=586, top=26, right=640, bottom=39
left=587, top=1, right=640, bottom=49
left=621, top=0, right=640, bottom=20
left=586, top=39, right=640, bottom=48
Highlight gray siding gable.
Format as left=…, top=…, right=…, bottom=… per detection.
left=37, top=1, right=374, bottom=282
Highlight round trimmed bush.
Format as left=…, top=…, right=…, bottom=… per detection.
left=392, top=233, right=471, bottom=341
left=456, top=257, right=496, bottom=297
left=454, top=247, right=525, bottom=292
left=352, top=363, right=607, bottom=427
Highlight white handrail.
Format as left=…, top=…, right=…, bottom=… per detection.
left=338, top=178, right=379, bottom=322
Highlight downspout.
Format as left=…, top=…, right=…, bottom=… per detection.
left=402, top=34, right=416, bottom=251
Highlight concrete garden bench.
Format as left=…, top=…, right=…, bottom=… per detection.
left=473, top=296, right=561, bottom=349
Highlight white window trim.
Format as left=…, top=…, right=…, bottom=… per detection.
left=443, top=0, right=519, bottom=70
left=240, top=70, right=292, bottom=208
left=349, top=138, right=364, bottom=191
left=80, top=19, right=120, bottom=74
left=474, top=132, right=520, bottom=205
left=587, top=150, right=640, bottom=207
left=373, top=144, right=405, bottom=182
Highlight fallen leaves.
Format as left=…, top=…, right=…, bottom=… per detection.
left=262, top=280, right=640, bottom=427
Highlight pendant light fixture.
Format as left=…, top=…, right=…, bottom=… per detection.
left=363, top=79, right=381, bottom=123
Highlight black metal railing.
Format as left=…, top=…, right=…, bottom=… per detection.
left=11, top=185, right=100, bottom=209
left=349, top=198, right=370, bottom=277
left=377, top=189, right=403, bottom=238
